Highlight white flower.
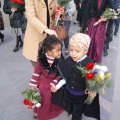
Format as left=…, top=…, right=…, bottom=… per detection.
left=35, top=103, right=41, bottom=108
left=98, top=71, right=105, bottom=76
left=93, top=65, right=101, bottom=70
left=100, top=66, right=108, bottom=72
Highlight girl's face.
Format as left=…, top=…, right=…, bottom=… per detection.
left=70, top=45, right=87, bottom=61
left=47, top=44, right=62, bottom=59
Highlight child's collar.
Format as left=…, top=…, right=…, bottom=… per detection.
left=77, top=55, right=87, bottom=63
left=46, top=53, right=55, bottom=60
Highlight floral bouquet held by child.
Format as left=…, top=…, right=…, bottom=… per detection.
left=10, top=0, right=24, bottom=19
left=94, top=8, right=119, bottom=26
left=77, top=63, right=112, bottom=104
left=21, top=89, right=42, bottom=109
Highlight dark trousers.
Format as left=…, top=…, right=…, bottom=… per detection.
left=63, top=90, right=87, bottom=120
left=114, top=17, right=120, bottom=34
left=64, top=21, right=71, bottom=49
left=0, top=32, right=4, bottom=39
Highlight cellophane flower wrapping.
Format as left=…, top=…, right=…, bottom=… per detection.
left=94, top=8, right=119, bottom=26
left=77, top=63, right=112, bottom=104
left=21, top=89, right=42, bottom=109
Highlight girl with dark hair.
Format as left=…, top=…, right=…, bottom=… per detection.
left=78, top=0, right=112, bottom=62
left=29, top=35, right=63, bottom=120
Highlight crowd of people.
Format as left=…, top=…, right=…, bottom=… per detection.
left=0, top=0, right=120, bottom=120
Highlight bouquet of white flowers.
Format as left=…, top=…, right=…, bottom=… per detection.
left=77, top=62, right=112, bottom=104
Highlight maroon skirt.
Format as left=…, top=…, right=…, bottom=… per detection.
left=34, top=75, right=63, bottom=120
left=87, top=18, right=107, bottom=62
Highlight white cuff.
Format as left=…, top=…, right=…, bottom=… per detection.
left=56, top=79, right=66, bottom=89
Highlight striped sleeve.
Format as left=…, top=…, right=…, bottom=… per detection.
left=29, top=62, right=42, bottom=87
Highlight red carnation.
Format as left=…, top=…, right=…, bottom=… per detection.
left=29, top=101, right=34, bottom=106
left=86, top=72, right=94, bottom=80
left=86, top=62, right=94, bottom=70
left=23, top=99, right=29, bottom=105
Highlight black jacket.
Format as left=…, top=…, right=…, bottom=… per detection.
left=53, top=56, right=100, bottom=120
left=78, top=0, right=112, bottom=33
left=58, top=56, right=92, bottom=91
left=3, top=0, right=25, bottom=28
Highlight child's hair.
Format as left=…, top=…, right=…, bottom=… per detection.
left=38, top=35, right=62, bottom=59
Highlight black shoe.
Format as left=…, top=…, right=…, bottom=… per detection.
left=103, top=46, right=108, bottom=57
left=13, top=46, right=19, bottom=52
left=1, top=38, right=4, bottom=42
left=114, top=33, right=117, bottom=36
left=73, top=22, right=77, bottom=24
left=19, top=41, right=23, bottom=47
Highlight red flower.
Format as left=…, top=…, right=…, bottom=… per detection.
left=86, top=62, right=94, bottom=70
left=23, top=99, right=29, bottom=105
left=86, top=72, right=94, bottom=80
left=29, top=101, right=34, bottom=106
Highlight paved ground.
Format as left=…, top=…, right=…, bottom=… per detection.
left=0, top=3, right=120, bottom=119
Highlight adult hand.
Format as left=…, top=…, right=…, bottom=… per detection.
left=59, top=7, right=64, bottom=14
left=101, top=17, right=107, bottom=22
left=44, top=28, right=58, bottom=37
left=50, top=83, right=58, bottom=92
left=11, top=7, right=17, bottom=13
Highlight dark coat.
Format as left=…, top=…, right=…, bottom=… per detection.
left=0, top=1, right=4, bottom=30
left=54, top=56, right=100, bottom=120
left=3, top=0, right=25, bottom=28
left=78, top=0, right=112, bottom=33
left=112, top=0, right=120, bottom=10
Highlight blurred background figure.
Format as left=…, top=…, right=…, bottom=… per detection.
left=62, top=0, right=76, bottom=55
left=3, top=0, right=25, bottom=52
left=114, top=2, right=120, bottom=36
left=73, top=0, right=81, bottom=24
left=78, top=0, right=112, bottom=62
left=103, top=0, right=120, bottom=56
left=0, top=0, right=4, bottom=43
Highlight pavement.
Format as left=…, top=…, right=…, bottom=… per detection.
left=0, top=4, right=120, bottom=119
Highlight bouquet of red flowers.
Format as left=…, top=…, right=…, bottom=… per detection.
left=21, top=89, right=42, bottom=109
left=77, top=62, right=112, bottom=104
left=10, top=0, right=24, bottom=19
left=94, top=8, right=119, bottom=26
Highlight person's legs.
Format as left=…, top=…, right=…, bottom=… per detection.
left=103, top=19, right=114, bottom=56
left=0, top=32, right=4, bottom=42
left=18, top=35, right=23, bottom=47
left=64, top=21, right=71, bottom=55
left=114, top=18, right=120, bottom=36
left=72, top=95, right=86, bottom=120
left=73, top=10, right=78, bottom=24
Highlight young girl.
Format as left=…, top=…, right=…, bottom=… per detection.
left=29, top=35, right=63, bottom=120
left=51, top=33, right=100, bottom=120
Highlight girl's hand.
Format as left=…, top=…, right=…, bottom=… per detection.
left=89, top=91, right=96, bottom=98
left=44, top=29, right=58, bottom=37
left=50, top=83, right=58, bottom=92
left=101, top=17, right=107, bottom=22
left=29, top=85, right=37, bottom=89
left=11, top=7, right=17, bottom=13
